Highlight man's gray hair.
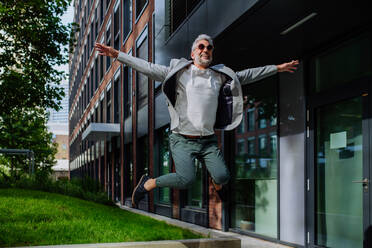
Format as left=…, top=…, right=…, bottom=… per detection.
left=191, top=34, right=213, bottom=52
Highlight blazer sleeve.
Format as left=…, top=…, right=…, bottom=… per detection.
left=236, top=65, right=277, bottom=86
left=116, top=51, right=170, bottom=82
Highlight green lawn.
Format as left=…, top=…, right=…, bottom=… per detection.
left=0, top=188, right=202, bottom=247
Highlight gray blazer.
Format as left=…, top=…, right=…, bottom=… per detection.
left=117, top=52, right=277, bottom=131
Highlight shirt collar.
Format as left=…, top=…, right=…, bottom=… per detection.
left=191, top=64, right=210, bottom=75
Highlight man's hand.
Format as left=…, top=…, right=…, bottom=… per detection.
left=276, top=60, right=299, bottom=73
left=94, top=43, right=119, bottom=58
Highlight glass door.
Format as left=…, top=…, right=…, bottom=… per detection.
left=307, top=33, right=372, bottom=247
left=313, top=96, right=368, bottom=247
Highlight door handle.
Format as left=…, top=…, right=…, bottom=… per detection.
left=352, top=178, right=369, bottom=184
left=352, top=178, right=369, bottom=192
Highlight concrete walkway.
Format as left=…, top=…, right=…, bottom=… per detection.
left=118, top=204, right=292, bottom=248
left=16, top=239, right=240, bottom=248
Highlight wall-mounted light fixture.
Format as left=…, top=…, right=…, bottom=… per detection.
left=280, top=12, right=318, bottom=35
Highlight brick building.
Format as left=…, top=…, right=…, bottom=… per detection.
left=69, top=0, right=372, bottom=247
left=48, top=123, right=69, bottom=180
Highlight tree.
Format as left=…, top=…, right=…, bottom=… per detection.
left=0, top=0, right=76, bottom=114
left=0, top=0, right=76, bottom=178
left=0, top=108, right=58, bottom=178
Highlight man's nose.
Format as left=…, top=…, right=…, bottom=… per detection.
left=202, top=47, right=209, bottom=52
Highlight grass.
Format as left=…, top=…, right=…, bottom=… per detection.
left=0, top=188, right=203, bottom=247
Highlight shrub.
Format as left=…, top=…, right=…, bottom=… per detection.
left=1, top=174, right=114, bottom=206
left=0, top=172, right=11, bottom=188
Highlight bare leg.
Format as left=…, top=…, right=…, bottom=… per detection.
left=212, top=180, right=222, bottom=191
left=144, top=178, right=157, bottom=191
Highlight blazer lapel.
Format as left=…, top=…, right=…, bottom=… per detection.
left=164, top=59, right=192, bottom=82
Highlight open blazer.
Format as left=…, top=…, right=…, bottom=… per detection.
left=117, top=52, right=277, bottom=131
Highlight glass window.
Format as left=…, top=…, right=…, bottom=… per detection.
left=237, top=139, right=245, bottom=155
left=106, top=18, right=112, bottom=71
left=136, top=33, right=148, bottom=182
left=157, top=126, right=171, bottom=204
left=82, top=88, right=85, bottom=109
left=91, top=22, right=94, bottom=52
left=124, top=65, right=132, bottom=118
left=86, top=77, right=90, bottom=105
left=99, top=39, right=104, bottom=82
left=90, top=67, right=94, bottom=97
left=114, top=72, right=120, bottom=123
left=123, top=0, right=132, bottom=41
left=85, top=83, right=88, bottom=108
left=136, top=32, right=148, bottom=109
left=94, top=108, right=98, bottom=122
left=258, top=135, right=267, bottom=155
left=114, top=0, right=120, bottom=50
left=247, top=108, right=255, bottom=131
left=270, top=115, right=277, bottom=126
left=100, top=0, right=104, bottom=24
left=100, top=140, right=104, bottom=157
left=235, top=139, right=246, bottom=179
left=237, top=113, right=245, bottom=134
left=124, top=144, right=133, bottom=197
left=135, top=0, right=147, bottom=20
left=231, top=75, right=278, bottom=238
left=100, top=99, right=104, bottom=123
left=137, top=136, right=148, bottom=176
left=247, top=137, right=255, bottom=156
left=247, top=137, right=256, bottom=169
left=94, top=57, right=98, bottom=90
left=95, top=142, right=99, bottom=159
left=106, top=85, right=111, bottom=123
left=95, top=6, right=99, bottom=39
left=258, top=113, right=266, bottom=129
left=313, top=34, right=372, bottom=93
left=270, top=133, right=277, bottom=157
left=165, top=0, right=202, bottom=37
left=106, top=0, right=111, bottom=10
left=87, top=31, right=90, bottom=58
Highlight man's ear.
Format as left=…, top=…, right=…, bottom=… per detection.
left=190, top=50, right=194, bottom=60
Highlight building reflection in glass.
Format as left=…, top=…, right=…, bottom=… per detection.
left=231, top=76, right=278, bottom=238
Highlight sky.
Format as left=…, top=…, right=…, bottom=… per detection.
left=55, top=1, right=75, bottom=81
left=47, top=1, right=75, bottom=127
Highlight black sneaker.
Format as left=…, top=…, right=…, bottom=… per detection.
left=131, top=175, right=150, bottom=208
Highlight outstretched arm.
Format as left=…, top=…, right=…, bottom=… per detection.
left=236, top=60, right=299, bottom=85
left=94, top=43, right=169, bottom=82
left=276, top=60, right=299, bottom=73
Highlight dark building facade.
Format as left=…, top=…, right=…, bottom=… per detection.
left=69, top=0, right=372, bottom=247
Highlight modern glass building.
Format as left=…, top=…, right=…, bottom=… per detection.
left=68, top=0, right=372, bottom=247
left=48, top=82, right=69, bottom=123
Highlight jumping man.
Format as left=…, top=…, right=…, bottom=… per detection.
left=94, top=34, right=298, bottom=207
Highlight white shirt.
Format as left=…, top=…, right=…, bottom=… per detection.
left=172, top=64, right=225, bottom=136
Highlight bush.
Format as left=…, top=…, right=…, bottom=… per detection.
left=0, top=174, right=114, bottom=206
left=0, top=172, right=11, bottom=188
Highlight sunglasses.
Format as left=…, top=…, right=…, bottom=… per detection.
left=198, top=44, right=214, bottom=51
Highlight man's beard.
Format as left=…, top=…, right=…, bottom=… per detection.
left=194, top=53, right=212, bottom=67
